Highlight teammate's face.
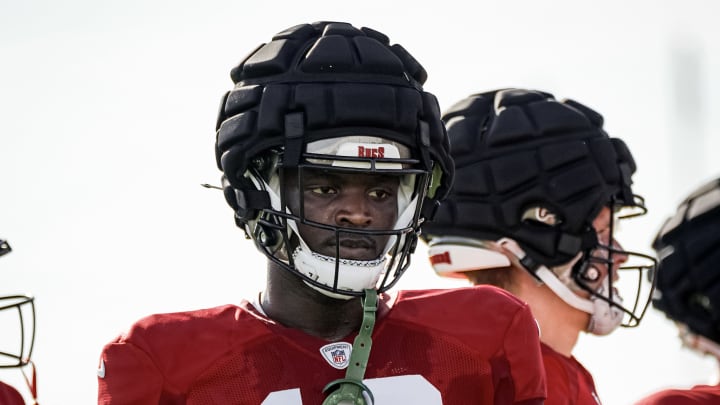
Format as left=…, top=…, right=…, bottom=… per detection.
left=594, top=206, right=628, bottom=273
left=580, top=207, right=628, bottom=290
left=284, top=168, right=399, bottom=261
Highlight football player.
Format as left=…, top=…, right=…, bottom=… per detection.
left=635, top=177, right=720, bottom=404
left=97, top=23, right=546, bottom=404
left=0, top=239, right=38, bottom=405
left=422, top=89, right=657, bottom=404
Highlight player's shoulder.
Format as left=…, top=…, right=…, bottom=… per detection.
left=388, top=285, right=533, bottom=330
left=634, top=389, right=689, bottom=405
left=385, top=286, right=539, bottom=358
left=395, top=284, right=529, bottom=310
left=636, top=385, right=720, bottom=404
left=115, top=302, right=261, bottom=345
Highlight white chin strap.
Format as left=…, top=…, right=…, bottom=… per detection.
left=429, top=237, right=624, bottom=335
left=584, top=276, right=624, bottom=335
left=498, top=238, right=623, bottom=336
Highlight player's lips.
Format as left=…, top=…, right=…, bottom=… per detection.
left=323, top=236, right=378, bottom=260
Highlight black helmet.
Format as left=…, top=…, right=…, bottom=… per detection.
left=422, top=88, right=656, bottom=333
left=652, top=177, right=720, bottom=346
left=215, top=22, right=453, bottom=298
left=423, top=88, right=640, bottom=266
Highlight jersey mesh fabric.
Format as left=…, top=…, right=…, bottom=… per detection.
left=98, top=287, right=545, bottom=404
left=541, top=343, right=601, bottom=405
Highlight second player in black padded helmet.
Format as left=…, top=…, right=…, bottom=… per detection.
left=423, top=88, right=657, bottom=335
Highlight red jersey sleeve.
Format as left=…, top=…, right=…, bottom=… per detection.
left=97, top=305, right=263, bottom=404
left=501, top=302, right=546, bottom=404
left=98, top=336, right=165, bottom=405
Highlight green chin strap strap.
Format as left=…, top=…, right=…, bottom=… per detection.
left=322, top=289, right=378, bottom=405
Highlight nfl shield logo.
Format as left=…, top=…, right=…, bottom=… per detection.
left=331, top=350, right=346, bottom=364
left=319, top=342, right=352, bottom=369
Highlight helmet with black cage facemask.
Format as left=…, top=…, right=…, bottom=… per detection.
left=422, top=88, right=656, bottom=335
left=214, top=21, right=453, bottom=300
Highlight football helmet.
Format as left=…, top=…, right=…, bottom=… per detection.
left=422, top=89, right=656, bottom=335
left=215, top=22, right=453, bottom=299
left=651, top=177, right=720, bottom=356
left=0, top=239, right=38, bottom=404
left=0, top=239, right=36, bottom=370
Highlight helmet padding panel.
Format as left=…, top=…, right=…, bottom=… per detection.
left=422, top=89, right=638, bottom=267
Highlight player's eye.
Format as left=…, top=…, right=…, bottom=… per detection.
left=368, top=189, right=392, bottom=200
left=309, top=185, right=337, bottom=195
left=596, top=227, right=611, bottom=245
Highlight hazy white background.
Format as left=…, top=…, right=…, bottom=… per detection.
left=1, top=1, right=719, bottom=404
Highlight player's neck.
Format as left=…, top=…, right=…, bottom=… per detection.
left=515, top=278, right=585, bottom=357
left=262, top=262, right=364, bottom=341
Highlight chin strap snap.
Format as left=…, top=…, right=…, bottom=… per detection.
left=322, top=289, right=378, bottom=405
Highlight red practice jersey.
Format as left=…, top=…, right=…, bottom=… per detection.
left=541, top=343, right=602, bottom=405
left=0, top=381, right=25, bottom=405
left=635, top=384, right=720, bottom=404
left=98, top=286, right=546, bottom=405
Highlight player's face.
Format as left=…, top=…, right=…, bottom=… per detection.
left=284, top=168, right=400, bottom=261
left=594, top=206, right=628, bottom=274
left=578, top=206, right=628, bottom=292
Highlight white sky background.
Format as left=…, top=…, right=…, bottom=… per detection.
left=1, top=1, right=719, bottom=404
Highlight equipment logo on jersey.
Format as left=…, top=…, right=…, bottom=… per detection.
left=319, top=342, right=352, bottom=369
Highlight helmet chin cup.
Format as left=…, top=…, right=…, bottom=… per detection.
left=293, top=245, right=386, bottom=300
left=537, top=264, right=623, bottom=336
left=499, top=238, right=623, bottom=335
left=586, top=278, right=624, bottom=335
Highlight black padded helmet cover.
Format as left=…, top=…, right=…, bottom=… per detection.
left=215, top=22, right=453, bottom=225
left=652, top=177, right=720, bottom=345
left=422, top=89, right=638, bottom=267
